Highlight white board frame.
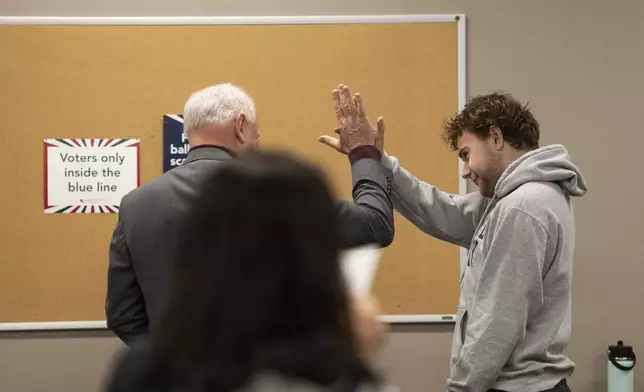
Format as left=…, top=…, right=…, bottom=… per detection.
left=0, top=14, right=467, bottom=331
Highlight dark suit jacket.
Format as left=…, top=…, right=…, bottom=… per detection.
left=106, top=146, right=394, bottom=345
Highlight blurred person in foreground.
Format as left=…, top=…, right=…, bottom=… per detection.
left=106, top=83, right=394, bottom=345
left=105, top=151, right=394, bottom=392
left=320, top=85, right=587, bottom=392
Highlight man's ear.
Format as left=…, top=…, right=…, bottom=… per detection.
left=234, top=114, right=246, bottom=144
left=489, top=126, right=504, bottom=151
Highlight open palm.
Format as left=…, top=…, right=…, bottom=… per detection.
left=319, top=84, right=385, bottom=155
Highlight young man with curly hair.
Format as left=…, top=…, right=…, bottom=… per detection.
left=320, top=86, right=588, bottom=392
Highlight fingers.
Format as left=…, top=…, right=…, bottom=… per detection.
left=340, top=84, right=353, bottom=107
left=376, top=117, right=385, bottom=137
left=340, top=85, right=358, bottom=122
left=355, top=93, right=367, bottom=119
left=375, top=117, right=385, bottom=153
left=318, top=135, right=343, bottom=152
left=335, top=84, right=361, bottom=121
left=332, top=88, right=343, bottom=125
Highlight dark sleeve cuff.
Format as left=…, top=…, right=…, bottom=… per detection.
left=348, top=145, right=382, bottom=165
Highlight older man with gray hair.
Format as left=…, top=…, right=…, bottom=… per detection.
left=106, top=83, right=395, bottom=345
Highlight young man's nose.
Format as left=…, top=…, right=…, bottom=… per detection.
left=461, top=163, right=471, bottom=179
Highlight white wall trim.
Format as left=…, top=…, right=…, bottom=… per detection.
left=381, top=314, right=456, bottom=324
left=0, top=315, right=456, bottom=332
left=456, top=14, right=470, bottom=278
left=0, top=14, right=462, bottom=25
left=0, top=321, right=108, bottom=332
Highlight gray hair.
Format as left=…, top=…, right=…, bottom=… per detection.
left=183, top=83, right=256, bottom=135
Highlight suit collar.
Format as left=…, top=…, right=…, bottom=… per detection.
left=183, top=145, right=236, bottom=165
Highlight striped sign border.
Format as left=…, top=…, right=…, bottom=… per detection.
left=44, top=138, right=140, bottom=213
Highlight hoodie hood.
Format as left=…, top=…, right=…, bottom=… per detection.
left=495, top=144, right=588, bottom=199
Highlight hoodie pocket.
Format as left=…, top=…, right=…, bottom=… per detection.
left=459, top=307, right=468, bottom=345
left=450, top=306, right=469, bottom=366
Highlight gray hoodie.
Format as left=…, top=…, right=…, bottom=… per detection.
left=382, top=144, right=587, bottom=392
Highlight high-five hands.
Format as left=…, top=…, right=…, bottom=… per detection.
left=318, top=84, right=385, bottom=155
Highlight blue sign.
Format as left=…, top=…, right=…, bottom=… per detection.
left=163, top=114, right=189, bottom=172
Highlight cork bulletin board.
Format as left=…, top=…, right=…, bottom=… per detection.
left=0, top=15, right=466, bottom=329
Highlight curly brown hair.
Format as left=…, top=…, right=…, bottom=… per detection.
left=442, top=93, right=540, bottom=151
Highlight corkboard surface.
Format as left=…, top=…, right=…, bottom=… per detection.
left=0, top=22, right=460, bottom=322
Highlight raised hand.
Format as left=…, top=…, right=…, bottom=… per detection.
left=319, top=84, right=385, bottom=155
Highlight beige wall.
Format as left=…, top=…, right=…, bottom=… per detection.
left=2, top=0, right=643, bottom=391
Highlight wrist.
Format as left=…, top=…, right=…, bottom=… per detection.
left=348, top=145, right=381, bottom=165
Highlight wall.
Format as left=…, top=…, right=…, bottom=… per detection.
left=1, top=0, right=643, bottom=391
